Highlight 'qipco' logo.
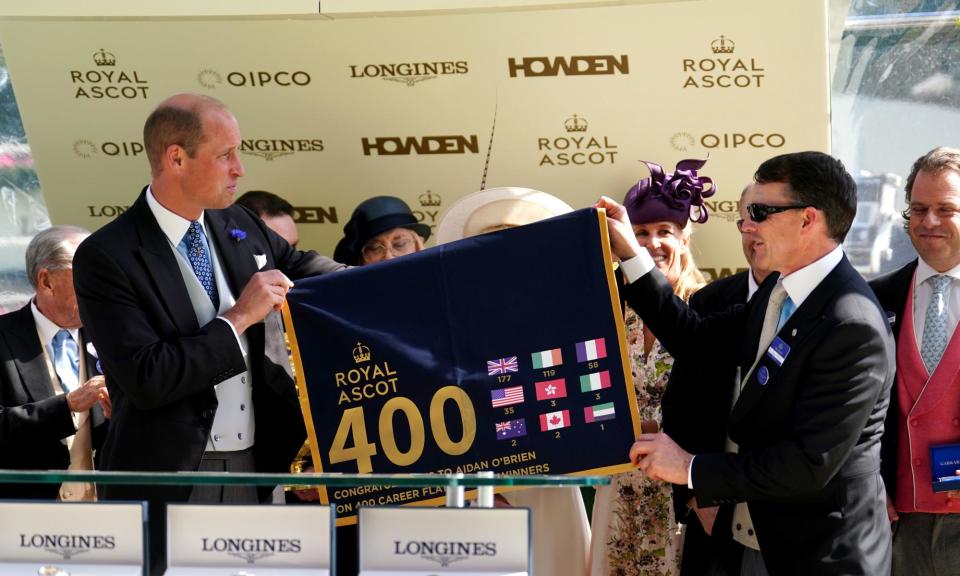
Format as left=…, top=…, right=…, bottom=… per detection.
left=197, top=69, right=311, bottom=89
left=670, top=132, right=785, bottom=151
left=73, top=139, right=144, bottom=158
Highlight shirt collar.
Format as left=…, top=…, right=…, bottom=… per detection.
left=146, top=185, right=207, bottom=247
left=780, top=244, right=844, bottom=308
left=915, top=258, right=960, bottom=288
left=747, top=268, right=760, bottom=300
left=31, top=300, right=79, bottom=348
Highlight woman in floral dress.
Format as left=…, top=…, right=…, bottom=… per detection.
left=591, top=159, right=715, bottom=576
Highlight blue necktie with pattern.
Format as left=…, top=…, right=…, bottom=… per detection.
left=921, top=274, right=952, bottom=373
left=51, top=329, right=80, bottom=392
left=183, top=220, right=220, bottom=309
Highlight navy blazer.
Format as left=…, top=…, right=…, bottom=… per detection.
left=0, top=303, right=107, bottom=499
left=626, top=255, right=894, bottom=575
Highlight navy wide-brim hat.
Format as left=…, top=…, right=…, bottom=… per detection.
left=334, top=196, right=431, bottom=265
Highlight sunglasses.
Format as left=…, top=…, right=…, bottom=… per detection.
left=737, top=202, right=814, bottom=227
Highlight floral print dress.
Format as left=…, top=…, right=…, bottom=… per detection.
left=590, top=306, right=682, bottom=576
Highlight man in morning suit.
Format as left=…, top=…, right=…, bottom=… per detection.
left=72, top=94, right=345, bottom=573
left=0, top=225, right=108, bottom=500
left=664, top=185, right=774, bottom=575
left=599, top=151, right=894, bottom=575
left=870, top=146, right=960, bottom=575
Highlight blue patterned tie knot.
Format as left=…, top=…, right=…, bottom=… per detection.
left=52, top=329, right=79, bottom=392
left=921, top=274, right=952, bottom=373
left=184, top=220, right=219, bottom=309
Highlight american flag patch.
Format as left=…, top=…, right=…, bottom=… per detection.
left=491, top=386, right=525, bottom=408
left=487, top=356, right=519, bottom=376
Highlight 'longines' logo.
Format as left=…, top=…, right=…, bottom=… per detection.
left=702, top=199, right=742, bottom=223
left=349, top=61, right=468, bottom=87
left=20, top=533, right=115, bottom=560
left=200, top=537, right=301, bottom=564
left=70, top=49, right=150, bottom=100
left=682, top=35, right=765, bottom=88
left=361, top=135, right=479, bottom=156
left=508, top=55, right=628, bottom=78
left=196, top=69, right=311, bottom=89
left=537, top=115, right=618, bottom=167
left=72, top=139, right=145, bottom=158
left=239, top=138, right=324, bottom=161
left=669, top=131, right=785, bottom=151
left=393, top=540, right=497, bottom=567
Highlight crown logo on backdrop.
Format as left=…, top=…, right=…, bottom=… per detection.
left=93, top=48, right=116, bottom=66
left=564, top=114, right=588, bottom=133
left=419, top=190, right=441, bottom=207
left=711, top=35, right=735, bottom=54
left=353, top=342, right=371, bottom=363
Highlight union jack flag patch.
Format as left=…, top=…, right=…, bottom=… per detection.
left=487, top=356, right=519, bottom=376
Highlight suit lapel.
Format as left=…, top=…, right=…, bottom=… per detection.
left=731, top=260, right=854, bottom=423
left=9, top=305, right=57, bottom=402
left=206, top=209, right=258, bottom=297
left=79, top=328, right=106, bottom=427
left=131, top=190, right=200, bottom=335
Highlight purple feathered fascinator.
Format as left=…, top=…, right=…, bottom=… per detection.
left=624, top=158, right=716, bottom=226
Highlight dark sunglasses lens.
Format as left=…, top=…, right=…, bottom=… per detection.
left=747, top=204, right=767, bottom=223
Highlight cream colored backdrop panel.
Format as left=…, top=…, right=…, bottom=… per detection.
left=0, top=0, right=828, bottom=278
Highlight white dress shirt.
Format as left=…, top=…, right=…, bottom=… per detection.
left=912, top=258, right=960, bottom=350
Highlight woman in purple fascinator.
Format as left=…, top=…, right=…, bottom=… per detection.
left=590, top=158, right=714, bottom=576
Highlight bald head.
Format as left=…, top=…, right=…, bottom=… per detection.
left=143, top=93, right=233, bottom=176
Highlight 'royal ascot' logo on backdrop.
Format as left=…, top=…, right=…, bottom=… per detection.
left=669, top=131, right=786, bottom=152
left=19, top=533, right=116, bottom=560
left=414, top=190, right=442, bottom=234
left=537, top=115, right=618, bottom=167
left=508, top=54, right=629, bottom=78
left=197, top=69, right=312, bottom=89
left=361, top=135, right=479, bottom=156
left=239, top=138, right=324, bottom=161
left=681, top=35, right=765, bottom=89
left=199, top=537, right=302, bottom=564
left=70, top=49, right=150, bottom=100
left=348, top=61, right=469, bottom=87
left=73, top=139, right=145, bottom=158
left=392, top=540, right=497, bottom=567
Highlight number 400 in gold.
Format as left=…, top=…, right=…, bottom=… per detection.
left=328, top=386, right=477, bottom=472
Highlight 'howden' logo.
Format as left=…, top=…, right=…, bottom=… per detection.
left=70, top=49, right=150, bottom=100
left=361, top=135, right=479, bottom=156
left=508, top=55, right=628, bottom=78
left=537, top=115, right=618, bottom=167
left=349, top=61, right=468, bottom=87
left=682, top=35, right=765, bottom=88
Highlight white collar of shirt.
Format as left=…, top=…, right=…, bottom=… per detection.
left=914, top=258, right=960, bottom=288
left=747, top=268, right=761, bottom=300
left=31, top=300, right=80, bottom=350
left=146, top=185, right=208, bottom=247
left=779, top=244, right=844, bottom=308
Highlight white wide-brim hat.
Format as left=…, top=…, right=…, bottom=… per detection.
left=435, top=187, right=574, bottom=244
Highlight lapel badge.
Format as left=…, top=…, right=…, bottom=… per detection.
left=757, top=365, right=770, bottom=386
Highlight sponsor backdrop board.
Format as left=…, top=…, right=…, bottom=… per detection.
left=284, top=209, right=641, bottom=525
left=0, top=0, right=828, bottom=279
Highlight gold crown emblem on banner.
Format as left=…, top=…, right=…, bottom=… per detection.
left=711, top=35, right=735, bottom=54
left=93, top=48, right=116, bottom=66
left=419, top=190, right=441, bottom=207
left=353, top=342, right=371, bottom=363
left=564, top=114, right=588, bottom=133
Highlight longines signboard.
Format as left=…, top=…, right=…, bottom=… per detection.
left=0, top=0, right=828, bottom=276
left=0, top=501, right=145, bottom=576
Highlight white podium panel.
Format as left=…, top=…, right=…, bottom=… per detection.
left=164, top=504, right=332, bottom=576
left=359, top=507, right=529, bottom=575
left=0, top=500, right=146, bottom=576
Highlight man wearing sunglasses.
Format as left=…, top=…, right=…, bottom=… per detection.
left=597, top=151, right=894, bottom=575
left=870, top=147, right=960, bottom=576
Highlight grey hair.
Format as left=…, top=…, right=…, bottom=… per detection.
left=25, top=225, right=90, bottom=288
